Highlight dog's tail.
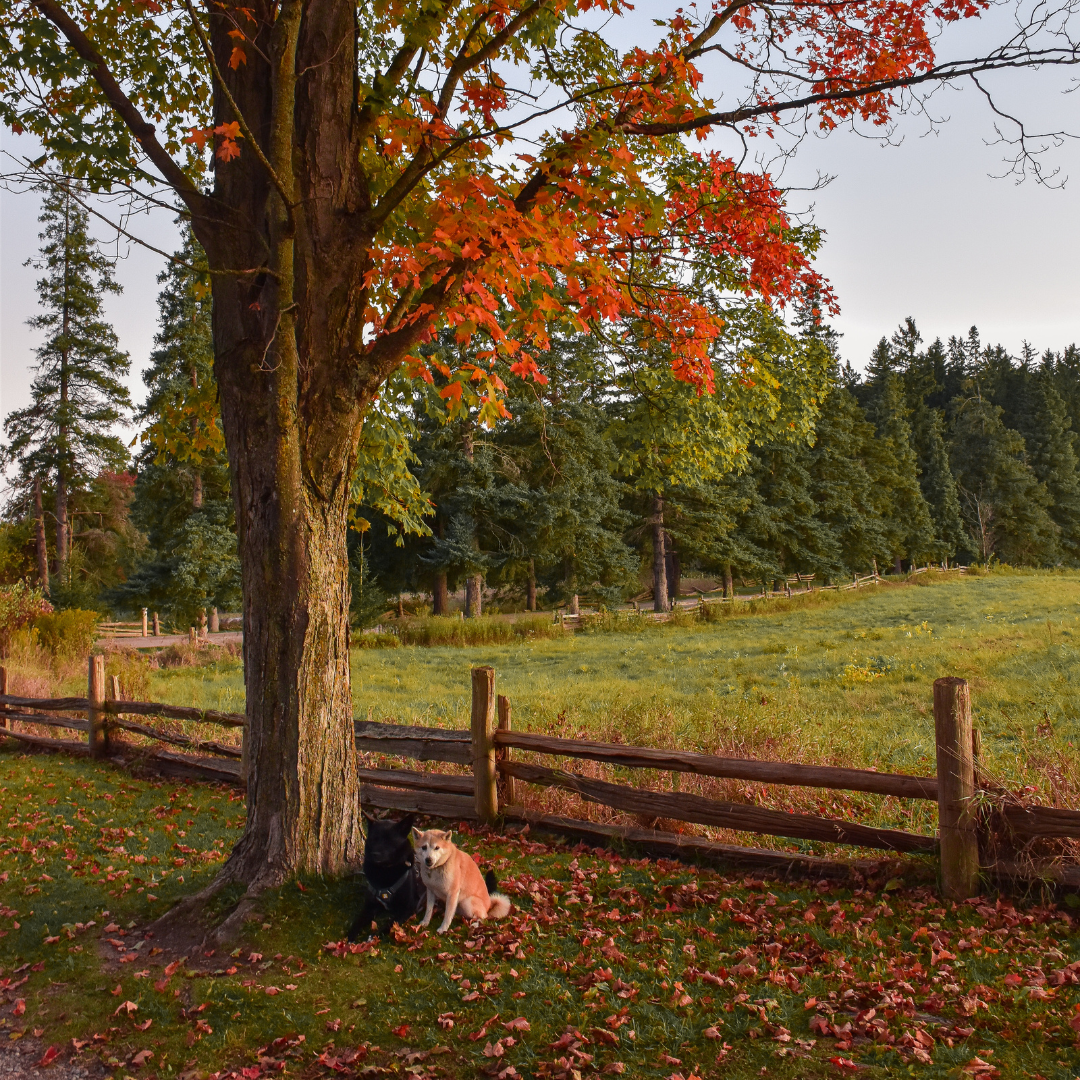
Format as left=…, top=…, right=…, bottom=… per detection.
left=484, top=870, right=511, bottom=918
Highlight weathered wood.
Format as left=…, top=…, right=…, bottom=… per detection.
left=360, top=785, right=479, bottom=820
left=110, top=675, right=121, bottom=705
left=1000, top=804, right=1080, bottom=840
left=990, top=859, right=1080, bottom=890
left=142, top=608, right=148, bottom=638
left=356, top=767, right=473, bottom=795
left=0, top=695, right=89, bottom=713
left=497, top=694, right=516, bottom=807
left=0, top=711, right=88, bottom=733
left=88, top=654, right=106, bottom=759
left=501, top=761, right=938, bottom=854
left=150, top=749, right=243, bottom=785
left=0, top=728, right=89, bottom=755
left=934, top=677, right=980, bottom=899
left=354, top=720, right=471, bottom=764
left=492, top=729, right=937, bottom=800
left=153, top=612, right=160, bottom=637
left=109, top=717, right=243, bottom=759
left=100, top=700, right=246, bottom=728
left=501, top=810, right=872, bottom=882
left=472, top=666, right=498, bottom=825
left=0, top=667, right=7, bottom=731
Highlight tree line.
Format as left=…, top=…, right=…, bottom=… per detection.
left=4, top=194, right=1080, bottom=624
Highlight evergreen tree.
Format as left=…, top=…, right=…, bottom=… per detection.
left=949, top=397, right=1058, bottom=565
left=910, top=404, right=968, bottom=561
left=1008, top=371, right=1080, bottom=564
left=112, top=230, right=239, bottom=626
left=2, top=178, right=131, bottom=596
left=863, top=373, right=936, bottom=569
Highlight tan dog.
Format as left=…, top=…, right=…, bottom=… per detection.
left=412, top=828, right=511, bottom=933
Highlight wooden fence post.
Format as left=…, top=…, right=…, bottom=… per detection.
left=210, top=607, right=219, bottom=633
left=141, top=608, right=148, bottom=637
left=471, top=667, right=498, bottom=824
left=933, top=677, right=979, bottom=900
left=153, top=612, right=160, bottom=637
left=0, top=666, right=8, bottom=731
left=496, top=694, right=516, bottom=807
left=88, top=654, right=106, bottom=759
left=189, top=627, right=197, bottom=646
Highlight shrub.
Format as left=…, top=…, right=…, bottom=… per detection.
left=33, top=609, right=100, bottom=659
left=0, top=582, right=53, bottom=658
left=355, top=631, right=401, bottom=649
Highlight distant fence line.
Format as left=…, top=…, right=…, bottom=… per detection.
left=98, top=608, right=243, bottom=641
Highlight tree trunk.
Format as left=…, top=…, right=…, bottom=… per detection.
left=33, top=477, right=49, bottom=595
left=433, top=571, right=449, bottom=616
left=55, top=190, right=71, bottom=583
left=651, top=493, right=668, bottom=613
left=894, top=555, right=903, bottom=575
left=723, top=564, right=733, bottom=600
left=191, top=367, right=203, bottom=509
left=668, top=543, right=681, bottom=607
left=54, top=475, right=68, bottom=582
left=527, top=558, right=537, bottom=612
left=465, top=573, right=482, bottom=618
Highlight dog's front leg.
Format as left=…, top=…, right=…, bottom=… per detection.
left=438, top=887, right=460, bottom=934
left=419, top=890, right=436, bottom=928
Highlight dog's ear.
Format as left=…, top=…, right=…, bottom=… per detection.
left=443, top=830, right=453, bottom=843
left=396, top=813, right=415, bottom=833
left=411, top=826, right=423, bottom=840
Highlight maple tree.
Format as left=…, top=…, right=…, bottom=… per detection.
left=0, top=0, right=1076, bottom=916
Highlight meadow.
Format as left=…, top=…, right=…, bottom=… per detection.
left=122, top=570, right=1080, bottom=815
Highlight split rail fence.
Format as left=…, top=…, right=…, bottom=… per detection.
left=0, top=659, right=1075, bottom=895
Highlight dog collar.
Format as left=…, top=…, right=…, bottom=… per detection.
left=373, top=865, right=415, bottom=909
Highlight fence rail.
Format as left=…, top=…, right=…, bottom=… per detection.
left=0, top=656, right=1075, bottom=896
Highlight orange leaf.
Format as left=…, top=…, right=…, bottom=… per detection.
left=229, top=46, right=247, bottom=69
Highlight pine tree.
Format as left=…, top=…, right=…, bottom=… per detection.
left=113, top=229, right=239, bottom=626
left=2, top=178, right=131, bottom=593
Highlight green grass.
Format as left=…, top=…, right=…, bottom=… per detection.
left=0, top=750, right=1077, bottom=1080
left=110, top=570, right=1080, bottom=848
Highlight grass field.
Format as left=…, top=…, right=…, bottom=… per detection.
left=0, top=752, right=1075, bottom=1080
left=130, top=570, right=1080, bottom=810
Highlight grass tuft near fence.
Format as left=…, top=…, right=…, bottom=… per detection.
left=393, top=614, right=566, bottom=648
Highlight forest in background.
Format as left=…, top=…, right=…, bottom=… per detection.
left=3, top=188, right=1080, bottom=627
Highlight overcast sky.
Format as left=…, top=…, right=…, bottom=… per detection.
left=2, top=10, right=1077, bottom=427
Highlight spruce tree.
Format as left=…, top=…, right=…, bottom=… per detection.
left=114, top=229, right=239, bottom=626
left=864, top=373, right=937, bottom=569
left=1009, top=371, right=1080, bottom=564
left=2, top=178, right=131, bottom=594
left=949, top=397, right=1058, bottom=564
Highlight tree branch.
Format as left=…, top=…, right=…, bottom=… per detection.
left=29, top=0, right=205, bottom=209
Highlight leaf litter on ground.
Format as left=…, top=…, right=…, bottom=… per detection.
left=0, top=753, right=1075, bottom=1078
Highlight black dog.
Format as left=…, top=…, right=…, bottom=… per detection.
left=347, top=813, right=425, bottom=940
